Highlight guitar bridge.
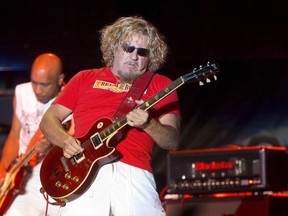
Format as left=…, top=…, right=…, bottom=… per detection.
left=74, top=153, right=85, bottom=163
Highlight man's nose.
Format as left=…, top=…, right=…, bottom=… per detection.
left=34, top=84, right=44, bottom=94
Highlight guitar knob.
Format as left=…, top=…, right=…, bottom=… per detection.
left=55, top=181, right=62, bottom=187
left=65, top=173, right=71, bottom=179
left=62, top=184, right=69, bottom=190
left=72, top=176, right=79, bottom=182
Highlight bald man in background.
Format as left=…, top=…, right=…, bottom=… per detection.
left=0, top=53, right=66, bottom=215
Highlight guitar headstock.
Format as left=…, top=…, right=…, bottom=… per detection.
left=182, top=61, right=220, bottom=85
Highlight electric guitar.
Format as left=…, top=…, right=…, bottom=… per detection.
left=39, top=61, right=220, bottom=203
left=0, top=129, right=42, bottom=215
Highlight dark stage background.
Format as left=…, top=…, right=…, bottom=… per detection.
left=1, top=0, right=288, bottom=192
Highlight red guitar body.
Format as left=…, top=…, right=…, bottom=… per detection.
left=0, top=167, right=30, bottom=215
left=0, top=129, right=42, bottom=214
left=40, top=118, right=121, bottom=203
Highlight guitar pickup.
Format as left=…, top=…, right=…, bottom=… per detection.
left=90, top=133, right=102, bottom=149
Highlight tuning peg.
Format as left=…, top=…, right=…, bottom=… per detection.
left=206, top=78, right=211, bottom=83
left=214, top=75, right=217, bottom=80
left=199, top=81, right=204, bottom=86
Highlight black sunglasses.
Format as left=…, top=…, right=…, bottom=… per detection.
left=122, top=43, right=149, bottom=57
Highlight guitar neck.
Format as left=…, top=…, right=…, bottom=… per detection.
left=8, top=128, right=44, bottom=173
left=138, top=77, right=184, bottom=111
left=8, top=147, right=37, bottom=174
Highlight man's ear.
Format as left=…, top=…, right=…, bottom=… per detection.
left=58, top=73, right=65, bottom=86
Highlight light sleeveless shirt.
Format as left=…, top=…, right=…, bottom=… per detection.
left=15, top=82, right=55, bottom=155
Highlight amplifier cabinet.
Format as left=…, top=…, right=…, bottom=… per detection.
left=164, top=195, right=288, bottom=216
left=167, top=146, right=288, bottom=194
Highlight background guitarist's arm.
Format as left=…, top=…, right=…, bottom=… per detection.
left=0, top=96, right=20, bottom=185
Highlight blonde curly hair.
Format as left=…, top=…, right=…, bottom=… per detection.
left=100, top=16, right=168, bottom=72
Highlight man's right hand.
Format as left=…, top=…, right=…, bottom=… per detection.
left=62, top=136, right=83, bottom=158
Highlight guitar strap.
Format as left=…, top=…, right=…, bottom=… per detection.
left=114, top=71, right=155, bottom=120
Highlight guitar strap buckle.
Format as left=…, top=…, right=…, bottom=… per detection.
left=114, top=71, right=154, bottom=120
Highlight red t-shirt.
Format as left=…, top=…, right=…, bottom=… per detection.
left=54, top=67, right=180, bottom=172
